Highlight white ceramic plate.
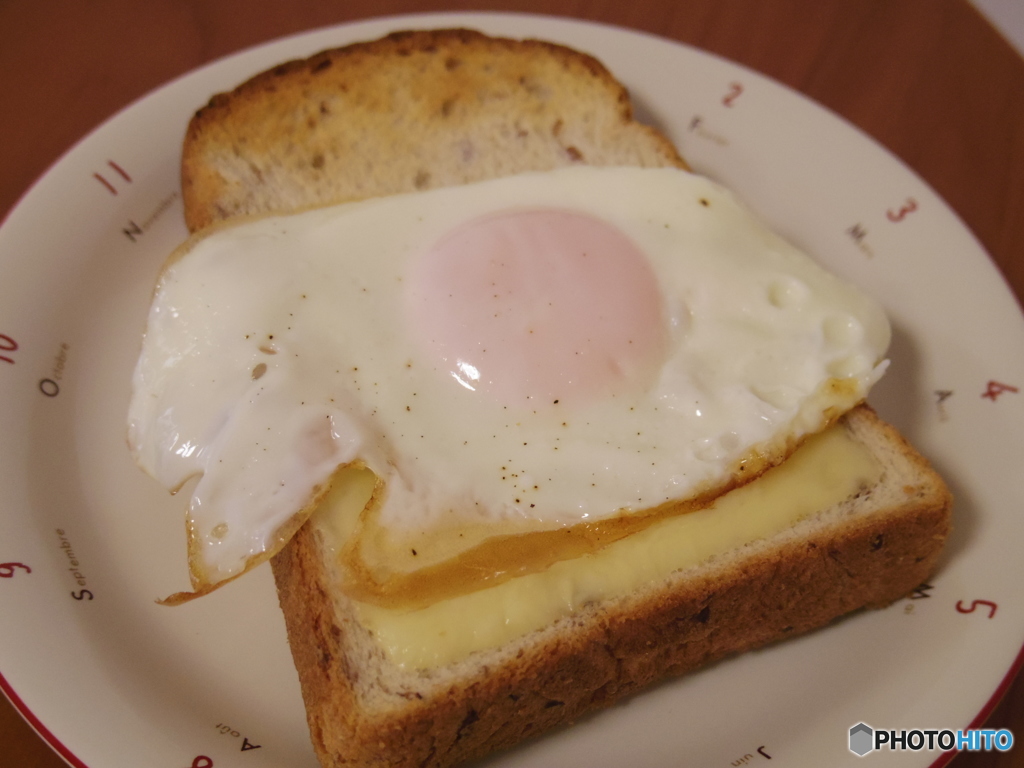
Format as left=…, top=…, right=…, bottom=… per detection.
left=2, top=12, right=1024, bottom=768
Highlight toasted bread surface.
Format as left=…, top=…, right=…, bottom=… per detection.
left=273, top=406, right=950, bottom=768
left=180, top=28, right=951, bottom=768
left=182, top=28, right=685, bottom=233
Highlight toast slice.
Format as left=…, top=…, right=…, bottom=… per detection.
left=178, top=28, right=951, bottom=768
left=273, top=406, right=949, bottom=768
left=182, top=28, right=686, bottom=233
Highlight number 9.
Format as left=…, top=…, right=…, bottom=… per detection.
left=0, top=562, right=31, bottom=578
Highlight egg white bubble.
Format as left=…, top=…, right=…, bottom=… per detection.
left=127, top=166, right=891, bottom=587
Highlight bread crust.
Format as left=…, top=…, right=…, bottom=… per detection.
left=271, top=406, right=951, bottom=768
left=182, top=28, right=686, bottom=233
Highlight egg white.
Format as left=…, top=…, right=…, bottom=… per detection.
left=128, top=166, right=890, bottom=591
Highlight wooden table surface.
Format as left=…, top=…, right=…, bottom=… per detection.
left=1, top=1, right=1022, bottom=766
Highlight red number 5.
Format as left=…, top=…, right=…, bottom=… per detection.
left=956, top=599, right=997, bottom=619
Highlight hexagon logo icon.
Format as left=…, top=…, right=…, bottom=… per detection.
left=849, top=722, right=874, bottom=757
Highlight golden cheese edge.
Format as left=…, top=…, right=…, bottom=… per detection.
left=312, top=422, right=881, bottom=669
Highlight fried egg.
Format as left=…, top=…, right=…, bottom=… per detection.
left=127, top=166, right=890, bottom=597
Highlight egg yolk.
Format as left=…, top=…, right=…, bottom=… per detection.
left=406, top=208, right=669, bottom=408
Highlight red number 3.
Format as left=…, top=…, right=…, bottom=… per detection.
left=0, top=562, right=31, bottom=578
left=886, top=198, right=918, bottom=222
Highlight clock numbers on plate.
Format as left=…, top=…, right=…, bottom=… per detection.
left=931, top=384, right=1019, bottom=418
left=886, top=197, right=918, bottom=222
left=848, top=196, right=921, bottom=259
left=93, top=160, right=132, bottom=196
left=187, top=757, right=213, bottom=768
left=847, top=195, right=920, bottom=257
left=956, top=599, right=998, bottom=619
left=686, top=82, right=746, bottom=147
left=0, top=333, right=17, bottom=364
left=981, top=380, right=1019, bottom=401
left=0, top=562, right=31, bottom=579
left=722, top=81, right=744, bottom=107
left=903, top=587, right=1000, bottom=621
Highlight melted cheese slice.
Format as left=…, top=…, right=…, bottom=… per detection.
left=314, top=422, right=881, bottom=669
